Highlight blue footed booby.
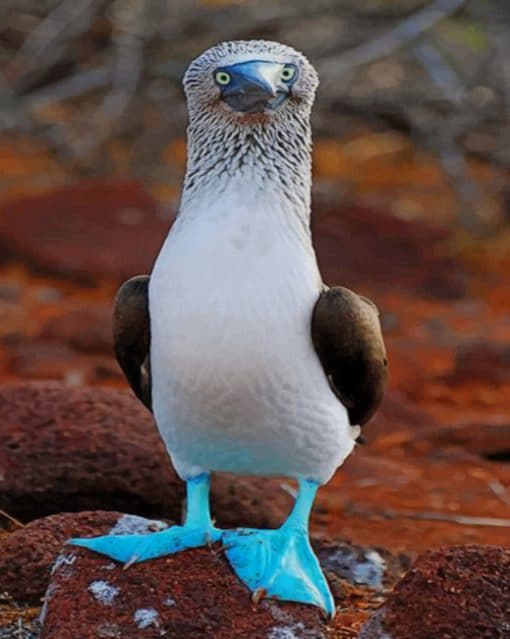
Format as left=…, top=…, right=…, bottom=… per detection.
left=70, top=40, right=387, bottom=617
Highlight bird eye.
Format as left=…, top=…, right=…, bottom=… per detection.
left=281, top=65, right=296, bottom=82
left=215, top=71, right=231, bottom=86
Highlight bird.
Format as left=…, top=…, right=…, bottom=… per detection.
left=70, top=39, right=387, bottom=617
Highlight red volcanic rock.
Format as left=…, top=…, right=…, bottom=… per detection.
left=0, top=381, right=181, bottom=521
left=0, top=382, right=292, bottom=526
left=0, top=180, right=170, bottom=283
left=365, top=389, right=437, bottom=442
left=314, top=205, right=465, bottom=299
left=40, top=542, right=329, bottom=639
left=36, top=304, right=114, bottom=354
left=5, top=339, right=122, bottom=385
left=447, top=341, right=510, bottom=386
left=211, top=474, right=293, bottom=530
left=0, top=508, right=405, bottom=615
left=359, top=545, right=510, bottom=639
left=0, top=511, right=125, bottom=604
left=409, top=420, right=510, bottom=461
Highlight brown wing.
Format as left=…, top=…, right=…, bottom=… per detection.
left=311, top=286, right=387, bottom=427
left=113, top=275, right=151, bottom=410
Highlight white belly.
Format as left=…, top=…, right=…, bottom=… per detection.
left=149, top=185, right=356, bottom=484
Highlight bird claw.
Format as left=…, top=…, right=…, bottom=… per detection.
left=251, top=588, right=266, bottom=605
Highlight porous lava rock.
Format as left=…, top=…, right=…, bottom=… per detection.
left=314, top=205, right=465, bottom=299
left=36, top=516, right=403, bottom=639
left=0, top=382, right=292, bottom=524
left=40, top=541, right=329, bottom=639
left=0, top=511, right=124, bottom=604
left=0, top=508, right=406, bottom=620
left=0, top=381, right=181, bottom=520
left=0, top=180, right=169, bottom=283
left=359, top=545, right=510, bottom=639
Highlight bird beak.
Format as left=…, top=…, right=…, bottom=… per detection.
left=219, top=61, right=289, bottom=113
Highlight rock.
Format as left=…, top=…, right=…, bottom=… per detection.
left=35, top=512, right=404, bottom=639
left=5, top=339, right=122, bottom=385
left=365, top=389, right=437, bottom=443
left=0, top=511, right=124, bottom=605
left=211, top=475, right=293, bottom=530
left=447, top=341, right=510, bottom=386
left=314, top=205, right=465, bottom=299
left=359, top=545, right=510, bottom=639
left=314, top=539, right=408, bottom=590
left=409, top=420, right=510, bottom=462
left=40, top=541, right=328, bottom=639
left=0, top=602, right=40, bottom=639
left=0, top=381, right=292, bottom=525
left=36, top=305, right=114, bottom=354
left=0, top=180, right=170, bottom=283
left=0, top=509, right=406, bottom=617
left=0, top=381, right=181, bottom=521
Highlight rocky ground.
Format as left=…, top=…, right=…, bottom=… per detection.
left=0, top=159, right=509, bottom=636
left=0, top=2, right=510, bottom=636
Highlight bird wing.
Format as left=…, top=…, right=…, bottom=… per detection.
left=113, top=275, right=151, bottom=410
left=311, top=286, right=387, bottom=426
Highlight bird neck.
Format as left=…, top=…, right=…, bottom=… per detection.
left=180, top=115, right=313, bottom=235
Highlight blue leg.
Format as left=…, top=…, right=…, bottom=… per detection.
left=68, top=474, right=221, bottom=564
left=222, top=479, right=335, bottom=618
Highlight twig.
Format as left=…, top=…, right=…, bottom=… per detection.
left=319, top=0, right=467, bottom=82
left=489, top=480, right=510, bottom=509
left=106, top=0, right=148, bottom=110
left=348, top=504, right=510, bottom=527
left=412, top=40, right=465, bottom=103
left=0, top=508, right=24, bottom=529
left=14, top=0, right=100, bottom=61
left=64, top=0, right=148, bottom=157
left=280, top=482, right=298, bottom=499
left=23, top=67, right=112, bottom=110
left=437, top=124, right=482, bottom=231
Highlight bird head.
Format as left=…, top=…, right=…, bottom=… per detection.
left=183, top=40, right=319, bottom=121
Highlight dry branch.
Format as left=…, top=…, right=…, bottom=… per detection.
left=349, top=504, right=510, bottom=528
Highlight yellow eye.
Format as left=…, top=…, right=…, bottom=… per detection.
left=215, top=71, right=231, bottom=86
left=281, top=65, right=296, bottom=82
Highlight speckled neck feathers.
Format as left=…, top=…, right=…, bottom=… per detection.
left=179, top=40, right=319, bottom=231
left=182, top=114, right=313, bottom=219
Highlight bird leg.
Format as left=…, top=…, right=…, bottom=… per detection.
left=222, top=479, right=335, bottom=618
left=68, top=474, right=222, bottom=564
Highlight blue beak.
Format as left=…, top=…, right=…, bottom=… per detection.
left=216, top=61, right=292, bottom=113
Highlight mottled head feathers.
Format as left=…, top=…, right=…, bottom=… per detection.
left=180, top=41, right=319, bottom=212
left=183, top=40, right=319, bottom=122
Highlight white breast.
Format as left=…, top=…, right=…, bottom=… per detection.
left=149, top=178, right=356, bottom=483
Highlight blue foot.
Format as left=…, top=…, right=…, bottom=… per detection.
left=69, top=524, right=222, bottom=564
left=223, top=479, right=335, bottom=617
left=223, top=526, right=335, bottom=617
left=69, top=473, right=221, bottom=565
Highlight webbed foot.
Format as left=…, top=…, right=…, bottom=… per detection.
left=222, top=525, right=335, bottom=617
left=69, top=524, right=222, bottom=564
left=69, top=473, right=221, bottom=565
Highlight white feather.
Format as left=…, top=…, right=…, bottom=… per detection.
left=149, top=175, right=356, bottom=484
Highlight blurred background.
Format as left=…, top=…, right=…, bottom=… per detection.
left=0, top=0, right=510, bottom=571
left=0, top=0, right=509, bottom=218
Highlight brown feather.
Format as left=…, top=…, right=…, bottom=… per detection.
left=113, top=275, right=152, bottom=410
left=311, top=286, right=387, bottom=427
